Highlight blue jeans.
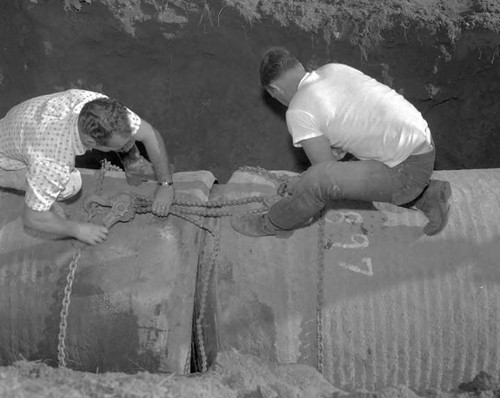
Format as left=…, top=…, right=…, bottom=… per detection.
left=267, top=149, right=436, bottom=231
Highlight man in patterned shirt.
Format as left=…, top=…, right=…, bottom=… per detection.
left=232, top=47, right=452, bottom=237
left=0, top=89, right=175, bottom=245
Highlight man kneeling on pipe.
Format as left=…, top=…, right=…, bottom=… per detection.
left=0, top=89, right=174, bottom=245
left=231, top=47, right=451, bottom=237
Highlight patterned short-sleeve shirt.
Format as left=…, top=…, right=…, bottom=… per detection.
left=0, top=89, right=141, bottom=211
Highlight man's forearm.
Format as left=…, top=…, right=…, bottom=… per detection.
left=23, top=206, right=80, bottom=238
left=142, top=127, right=173, bottom=183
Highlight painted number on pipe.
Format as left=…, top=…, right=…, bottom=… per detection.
left=325, top=211, right=374, bottom=276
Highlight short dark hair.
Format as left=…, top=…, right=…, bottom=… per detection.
left=259, top=46, right=301, bottom=88
left=79, top=97, right=132, bottom=145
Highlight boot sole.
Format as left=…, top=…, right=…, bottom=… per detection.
left=424, top=181, right=452, bottom=236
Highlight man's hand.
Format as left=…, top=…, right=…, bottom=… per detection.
left=152, top=185, right=174, bottom=217
left=73, top=222, right=109, bottom=245
left=23, top=204, right=109, bottom=245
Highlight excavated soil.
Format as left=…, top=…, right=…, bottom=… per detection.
left=0, top=0, right=499, bottom=182
left=1, top=351, right=500, bottom=397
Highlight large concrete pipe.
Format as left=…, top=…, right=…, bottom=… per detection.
left=199, top=168, right=500, bottom=393
left=0, top=168, right=216, bottom=373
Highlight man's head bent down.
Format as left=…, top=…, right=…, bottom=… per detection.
left=260, top=47, right=305, bottom=106
left=78, top=98, right=135, bottom=152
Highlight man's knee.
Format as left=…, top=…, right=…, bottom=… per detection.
left=57, top=169, right=82, bottom=200
left=297, top=161, right=343, bottom=202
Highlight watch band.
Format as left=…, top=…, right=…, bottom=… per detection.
left=157, top=181, right=174, bottom=187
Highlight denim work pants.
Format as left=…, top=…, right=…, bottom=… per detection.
left=267, top=149, right=436, bottom=231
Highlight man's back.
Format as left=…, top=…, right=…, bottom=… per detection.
left=0, top=89, right=105, bottom=170
left=287, top=63, right=432, bottom=167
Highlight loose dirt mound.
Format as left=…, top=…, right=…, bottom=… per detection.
left=0, top=350, right=498, bottom=397
left=2, top=0, right=500, bottom=180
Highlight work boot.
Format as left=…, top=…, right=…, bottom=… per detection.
left=231, top=212, right=281, bottom=237
left=415, top=180, right=452, bottom=236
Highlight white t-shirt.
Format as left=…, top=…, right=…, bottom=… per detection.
left=286, top=64, right=433, bottom=167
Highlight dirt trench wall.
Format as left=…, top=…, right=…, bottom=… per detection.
left=0, top=0, right=500, bottom=182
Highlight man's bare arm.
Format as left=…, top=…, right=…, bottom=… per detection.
left=22, top=205, right=108, bottom=245
left=299, top=135, right=336, bottom=165
left=133, top=120, right=173, bottom=183
left=133, top=119, right=174, bottom=216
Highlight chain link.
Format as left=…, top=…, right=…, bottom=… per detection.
left=131, top=193, right=269, bottom=373
left=57, top=165, right=290, bottom=372
left=191, top=167, right=294, bottom=372
left=237, top=166, right=291, bottom=186
left=316, top=214, right=326, bottom=374
left=174, top=195, right=266, bottom=208
left=57, top=164, right=107, bottom=368
left=196, top=219, right=221, bottom=372
left=56, top=247, right=81, bottom=367
left=133, top=194, right=268, bottom=220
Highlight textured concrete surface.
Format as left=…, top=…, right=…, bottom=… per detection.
left=206, top=168, right=500, bottom=393
left=2, top=166, right=500, bottom=390
left=0, top=168, right=216, bottom=373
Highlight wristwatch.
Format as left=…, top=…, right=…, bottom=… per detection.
left=157, top=181, right=174, bottom=187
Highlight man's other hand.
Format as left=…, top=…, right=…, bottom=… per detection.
left=74, top=222, right=109, bottom=245
left=152, top=185, right=174, bottom=217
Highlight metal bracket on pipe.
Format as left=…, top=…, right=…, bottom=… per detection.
left=83, top=192, right=136, bottom=229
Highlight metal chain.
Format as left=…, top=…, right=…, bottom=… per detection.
left=237, top=166, right=291, bottom=186
left=191, top=168, right=294, bottom=372
left=240, top=166, right=327, bottom=373
left=57, top=164, right=107, bottom=368
left=316, top=214, right=326, bottom=374
left=172, top=206, right=266, bottom=217
left=133, top=189, right=273, bottom=373
left=133, top=193, right=269, bottom=373
left=196, top=219, right=221, bottom=372
left=57, top=165, right=283, bottom=371
left=170, top=212, right=215, bottom=235
left=133, top=195, right=268, bottom=219
left=134, top=193, right=267, bottom=208
left=173, top=195, right=266, bottom=208
left=56, top=247, right=81, bottom=368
